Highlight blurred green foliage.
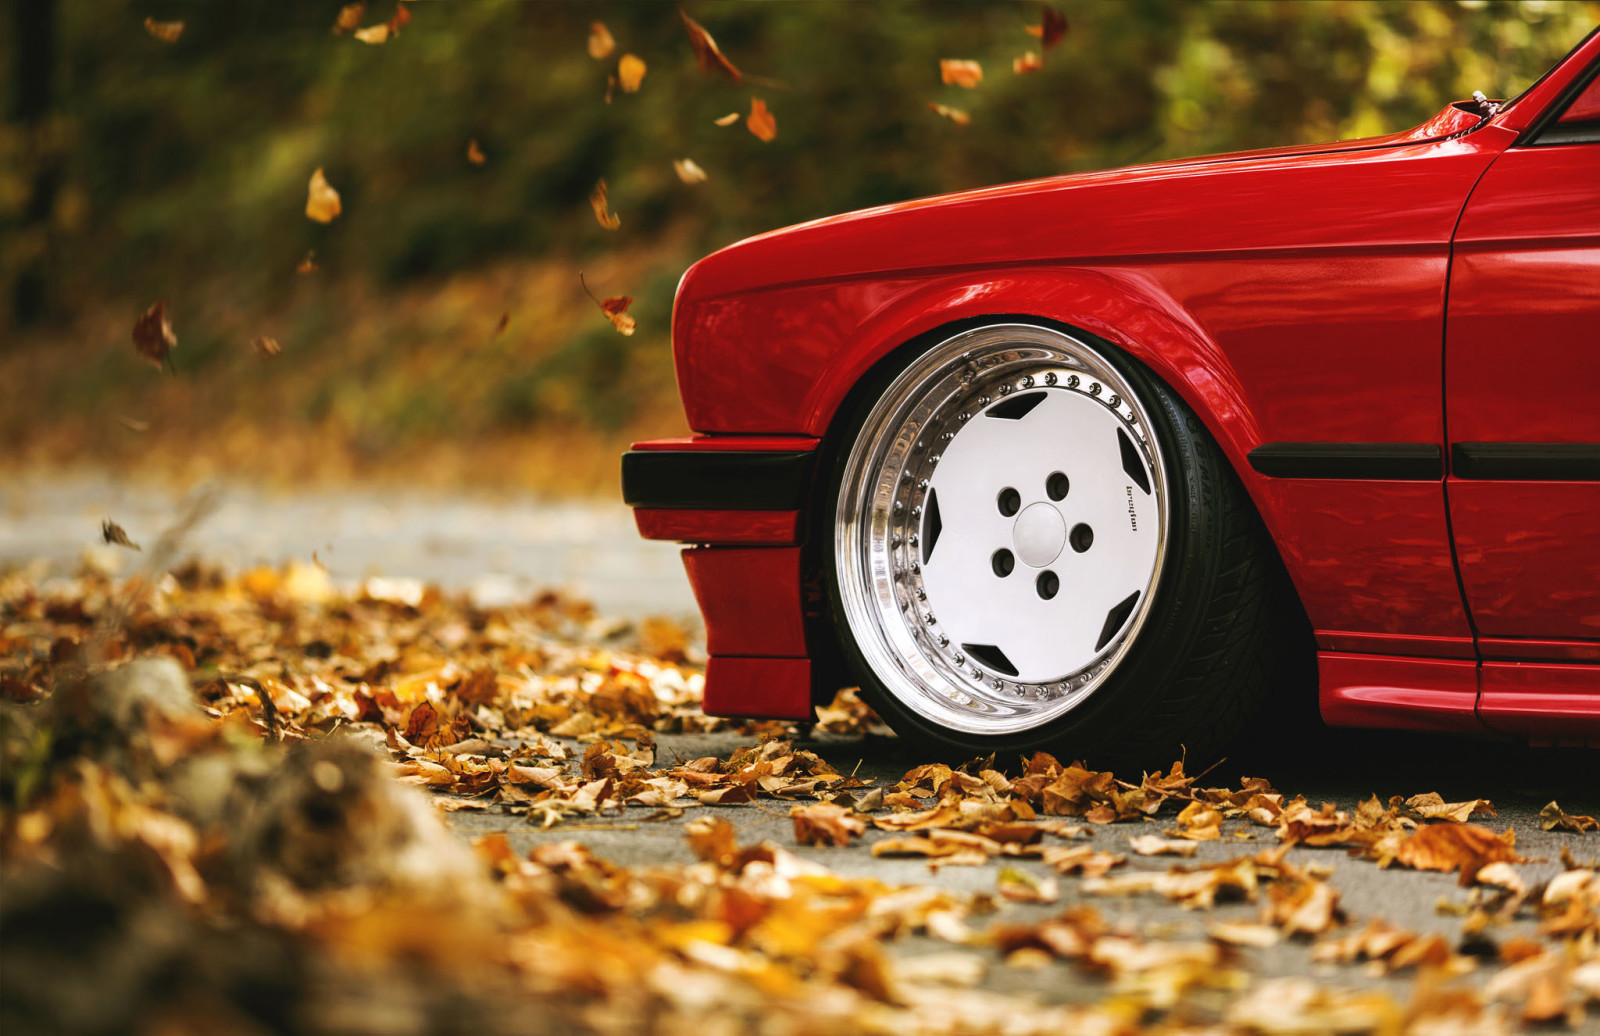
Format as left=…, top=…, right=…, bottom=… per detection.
left=2, top=0, right=1594, bottom=489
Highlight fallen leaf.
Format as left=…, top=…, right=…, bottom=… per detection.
left=144, top=17, right=184, bottom=43
left=1026, top=6, right=1069, bottom=50
left=305, top=168, right=342, bottom=223
left=940, top=59, right=983, bottom=89
left=1129, top=835, right=1199, bottom=857
left=747, top=98, right=777, bottom=142
left=713, top=112, right=741, bottom=127
left=1404, top=792, right=1495, bottom=823
left=1540, top=801, right=1599, bottom=833
left=1013, top=51, right=1044, bottom=75
left=1395, top=823, right=1519, bottom=881
left=617, top=54, right=646, bottom=93
left=587, top=21, right=615, bottom=59
left=589, top=179, right=620, bottom=230
left=1207, top=921, right=1279, bottom=948
left=679, top=9, right=741, bottom=81
left=132, top=301, right=177, bottom=369
left=466, top=139, right=486, bottom=165
left=792, top=802, right=866, bottom=847
left=927, top=103, right=971, bottom=127
left=332, top=3, right=366, bottom=34
left=997, top=866, right=1059, bottom=904
left=101, top=520, right=140, bottom=552
left=251, top=336, right=281, bottom=358
left=673, top=158, right=708, bottom=184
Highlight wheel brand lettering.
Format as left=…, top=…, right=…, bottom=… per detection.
left=1126, top=486, right=1138, bottom=531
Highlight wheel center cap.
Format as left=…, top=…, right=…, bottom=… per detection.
left=1013, top=502, right=1066, bottom=567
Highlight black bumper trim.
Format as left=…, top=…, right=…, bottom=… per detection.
left=1247, top=442, right=1442, bottom=480
left=621, top=450, right=815, bottom=509
left=1452, top=443, right=1600, bottom=481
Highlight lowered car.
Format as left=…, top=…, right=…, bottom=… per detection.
left=622, top=29, right=1600, bottom=761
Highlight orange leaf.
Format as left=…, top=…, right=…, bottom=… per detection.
left=251, top=336, right=281, bottom=358
left=332, top=3, right=366, bottom=34
left=306, top=167, right=342, bottom=223
left=679, top=9, right=741, bottom=82
left=296, top=251, right=318, bottom=274
left=1025, top=6, right=1068, bottom=50
left=617, top=53, right=646, bottom=93
left=466, top=138, right=486, bottom=165
left=1013, top=51, right=1043, bottom=75
left=747, top=97, right=777, bottom=142
left=132, top=302, right=177, bottom=368
left=600, top=296, right=636, bottom=336
left=589, top=179, right=620, bottom=230
left=940, top=59, right=983, bottom=89
left=354, top=23, right=390, bottom=44
left=927, top=102, right=971, bottom=127
left=588, top=21, right=616, bottom=59
left=144, top=17, right=184, bottom=43
left=386, top=1, right=411, bottom=35
left=404, top=701, right=439, bottom=744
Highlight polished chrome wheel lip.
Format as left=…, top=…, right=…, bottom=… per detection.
left=834, top=324, right=1170, bottom=736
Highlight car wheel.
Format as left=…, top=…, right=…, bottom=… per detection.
left=824, top=321, right=1296, bottom=766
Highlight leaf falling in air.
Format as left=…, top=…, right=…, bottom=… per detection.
left=580, top=273, right=635, bottom=336
left=101, top=520, right=141, bottom=551
left=587, top=21, right=615, bottom=59
left=305, top=168, right=342, bottom=223
left=251, top=336, right=281, bottom=358
left=466, top=138, right=486, bottom=165
left=332, top=3, right=366, bottom=34
left=132, top=302, right=177, bottom=368
left=673, top=158, right=708, bottom=184
left=679, top=9, right=741, bottom=82
left=747, top=98, right=777, bottom=142
left=388, top=2, right=411, bottom=35
left=494, top=312, right=510, bottom=337
left=713, top=112, right=741, bottom=127
left=1026, top=6, right=1069, bottom=50
left=1013, top=51, right=1044, bottom=75
left=927, top=102, right=971, bottom=127
left=144, top=17, right=184, bottom=43
left=940, top=59, right=983, bottom=89
left=117, top=416, right=151, bottom=432
left=296, top=251, right=318, bottom=274
left=617, top=54, right=646, bottom=93
left=589, top=179, right=620, bottom=230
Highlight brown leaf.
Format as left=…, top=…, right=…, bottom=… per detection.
left=617, top=54, right=646, bottom=93
left=1395, top=823, right=1519, bottom=880
left=144, top=17, right=184, bottom=43
left=132, top=302, right=177, bottom=368
left=1540, top=801, right=1599, bottom=833
left=1025, top=6, right=1069, bottom=50
left=1012, top=51, right=1043, bottom=75
left=587, top=21, right=615, bottom=59
left=332, top=3, right=366, bottom=34
left=939, top=60, right=983, bottom=89
left=404, top=701, right=439, bottom=745
left=792, top=802, right=866, bottom=847
left=1404, top=792, right=1495, bottom=823
left=598, top=294, right=635, bottom=336
left=673, top=158, right=707, bottom=184
left=296, top=250, right=318, bottom=274
left=712, top=112, right=741, bottom=127
left=101, top=520, right=140, bottom=552
left=306, top=167, right=342, bottom=223
left=466, top=139, right=486, bottom=165
left=997, top=866, right=1059, bottom=904
left=589, top=179, right=620, bottom=230
left=747, top=98, right=777, bottom=142
left=250, top=336, right=281, bottom=358
left=1129, top=835, right=1199, bottom=857
left=679, top=9, right=741, bottom=82
left=927, top=103, right=971, bottom=127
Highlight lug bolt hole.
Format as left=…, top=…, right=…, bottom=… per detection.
left=1070, top=523, right=1094, bottom=553
left=1036, top=570, right=1059, bottom=600
left=1046, top=471, right=1069, bottom=501
left=997, top=487, right=1021, bottom=517
left=992, top=548, right=1015, bottom=577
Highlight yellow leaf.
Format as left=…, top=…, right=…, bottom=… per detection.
left=589, top=179, right=620, bottom=231
left=673, top=158, right=707, bottom=184
left=353, top=23, right=390, bottom=44
left=144, top=17, right=184, bottom=43
left=927, top=103, right=971, bottom=127
left=587, top=21, right=615, bottom=59
left=617, top=54, right=646, bottom=93
left=940, top=59, right=983, bottom=88
left=713, top=112, right=741, bottom=127
left=306, top=167, right=342, bottom=223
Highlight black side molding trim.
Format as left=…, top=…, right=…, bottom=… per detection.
left=621, top=450, right=814, bottom=509
left=1247, top=442, right=1442, bottom=480
left=1452, top=443, right=1600, bottom=481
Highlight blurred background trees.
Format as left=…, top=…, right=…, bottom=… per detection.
left=2, top=0, right=1594, bottom=494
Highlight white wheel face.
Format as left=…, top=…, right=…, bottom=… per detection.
left=834, top=325, right=1169, bottom=736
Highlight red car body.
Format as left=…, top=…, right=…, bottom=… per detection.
left=624, top=30, right=1600, bottom=744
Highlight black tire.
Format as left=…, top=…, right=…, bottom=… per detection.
left=818, top=320, right=1307, bottom=770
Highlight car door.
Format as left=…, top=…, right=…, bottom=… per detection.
left=1446, top=63, right=1600, bottom=661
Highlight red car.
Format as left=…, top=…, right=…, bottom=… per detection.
left=623, top=30, right=1600, bottom=760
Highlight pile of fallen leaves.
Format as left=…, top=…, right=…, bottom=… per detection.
left=3, top=562, right=1600, bottom=1033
